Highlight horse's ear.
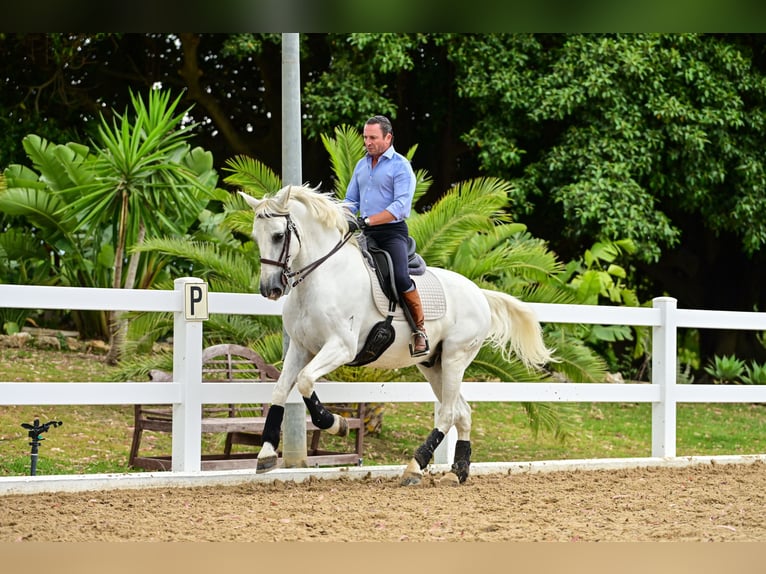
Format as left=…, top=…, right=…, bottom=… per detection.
left=278, top=186, right=293, bottom=208
left=238, top=191, right=261, bottom=210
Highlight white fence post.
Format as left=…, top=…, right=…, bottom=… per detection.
left=651, top=297, right=678, bottom=457
left=171, top=277, right=206, bottom=472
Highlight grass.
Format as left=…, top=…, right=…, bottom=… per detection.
left=1, top=346, right=765, bottom=476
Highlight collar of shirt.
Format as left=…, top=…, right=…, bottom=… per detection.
left=368, top=145, right=396, bottom=164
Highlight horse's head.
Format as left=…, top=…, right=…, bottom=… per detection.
left=239, top=185, right=352, bottom=300
left=239, top=187, right=300, bottom=300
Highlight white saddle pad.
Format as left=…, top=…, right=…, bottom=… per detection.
left=364, top=264, right=447, bottom=321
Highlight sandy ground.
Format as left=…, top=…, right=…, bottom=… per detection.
left=1, top=461, right=765, bottom=542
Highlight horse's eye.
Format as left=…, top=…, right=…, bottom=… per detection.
left=272, top=232, right=285, bottom=243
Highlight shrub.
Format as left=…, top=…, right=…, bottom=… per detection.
left=703, top=354, right=745, bottom=384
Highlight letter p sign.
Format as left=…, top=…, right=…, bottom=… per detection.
left=184, top=282, right=209, bottom=321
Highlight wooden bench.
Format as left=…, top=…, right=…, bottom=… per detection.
left=128, top=343, right=365, bottom=471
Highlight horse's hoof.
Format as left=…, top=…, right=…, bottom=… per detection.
left=436, top=472, right=461, bottom=487
left=256, top=455, right=278, bottom=474
left=335, top=414, right=348, bottom=437
left=400, top=471, right=423, bottom=487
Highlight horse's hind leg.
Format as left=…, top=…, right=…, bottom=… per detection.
left=401, top=358, right=473, bottom=486
left=436, top=396, right=472, bottom=487
left=401, top=428, right=446, bottom=486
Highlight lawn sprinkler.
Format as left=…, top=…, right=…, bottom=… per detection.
left=21, top=418, right=63, bottom=476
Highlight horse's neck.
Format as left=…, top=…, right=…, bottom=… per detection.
left=292, top=238, right=369, bottom=300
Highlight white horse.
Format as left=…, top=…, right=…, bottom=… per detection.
left=239, top=185, right=551, bottom=486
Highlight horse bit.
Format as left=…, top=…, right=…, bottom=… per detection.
left=258, top=213, right=354, bottom=288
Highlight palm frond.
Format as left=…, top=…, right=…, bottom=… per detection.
left=220, top=205, right=255, bottom=238
left=321, top=125, right=364, bottom=198
left=124, top=311, right=174, bottom=354
left=522, top=401, right=577, bottom=440
left=204, top=315, right=283, bottom=350
left=412, top=168, right=432, bottom=206
left=247, top=331, right=285, bottom=366
left=134, top=237, right=258, bottom=293
left=448, top=224, right=526, bottom=281
left=222, top=155, right=282, bottom=197
left=467, top=344, right=550, bottom=383
left=0, top=186, right=76, bottom=234
left=410, top=178, right=513, bottom=266
left=52, top=142, right=94, bottom=188
left=109, top=348, right=174, bottom=382
left=541, top=329, right=608, bottom=383
left=517, top=282, right=578, bottom=306
left=3, top=163, right=47, bottom=190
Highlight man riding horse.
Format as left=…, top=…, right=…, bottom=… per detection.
left=345, top=115, right=429, bottom=357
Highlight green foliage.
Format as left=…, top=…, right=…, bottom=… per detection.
left=704, top=354, right=746, bottom=384
left=562, top=239, right=640, bottom=306
left=707, top=355, right=766, bottom=386
left=1, top=89, right=218, bottom=340
left=220, top=33, right=281, bottom=60
left=452, top=33, right=766, bottom=262
left=221, top=154, right=283, bottom=200
left=70, top=89, right=216, bottom=242
left=550, top=237, right=650, bottom=376
left=301, top=34, right=419, bottom=140
left=321, top=124, right=365, bottom=199
left=741, top=361, right=766, bottom=385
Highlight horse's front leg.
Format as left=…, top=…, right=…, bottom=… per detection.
left=256, top=343, right=310, bottom=474
left=296, top=337, right=356, bottom=437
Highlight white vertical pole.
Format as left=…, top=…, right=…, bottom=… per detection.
left=171, top=277, right=205, bottom=472
left=651, top=297, right=677, bottom=457
left=432, top=402, right=457, bottom=464
left=280, top=32, right=308, bottom=468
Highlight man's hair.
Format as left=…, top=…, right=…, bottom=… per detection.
left=366, top=115, right=393, bottom=137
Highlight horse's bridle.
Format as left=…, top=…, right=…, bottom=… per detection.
left=258, top=213, right=354, bottom=288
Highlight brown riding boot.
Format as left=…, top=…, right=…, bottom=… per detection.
left=401, top=288, right=429, bottom=357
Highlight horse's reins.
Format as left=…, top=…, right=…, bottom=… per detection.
left=258, top=213, right=354, bottom=288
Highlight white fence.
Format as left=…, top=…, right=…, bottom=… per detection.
left=2, top=277, right=766, bottom=474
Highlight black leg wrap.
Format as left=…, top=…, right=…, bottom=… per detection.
left=303, top=392, right=335, bottom=429
left=450, top=440, right=472, bottom=483
left=413, top=428, right=445, bottom=469
left=262, top=405, right=284, bottom=449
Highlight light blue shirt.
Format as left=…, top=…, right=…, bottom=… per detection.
left=344, top=145, right=416, bottom=222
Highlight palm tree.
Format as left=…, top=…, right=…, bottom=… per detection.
left=71, top=89, right=217, bottom=363
left=1, top=89, right=219, bottom=359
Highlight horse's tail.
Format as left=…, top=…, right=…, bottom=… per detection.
left=481, top=289, right=552, bottom=369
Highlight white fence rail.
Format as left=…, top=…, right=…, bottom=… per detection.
left=2, top=278, right=766, bottom=473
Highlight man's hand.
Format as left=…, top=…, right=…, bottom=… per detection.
left=347, top=214, right=366, bottom=232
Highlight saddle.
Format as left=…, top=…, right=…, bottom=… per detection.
left=347, top=233, right=427, bottom=367
left=364, top=235, right=427, bottom=302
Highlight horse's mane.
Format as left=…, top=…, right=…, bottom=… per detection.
left=256, top=185, right=351, bottom=236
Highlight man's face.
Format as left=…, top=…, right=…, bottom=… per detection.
left=363, top=123, right=392, bottom=158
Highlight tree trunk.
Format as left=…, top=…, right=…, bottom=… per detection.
left=105, top=214, right=145, bottom=365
